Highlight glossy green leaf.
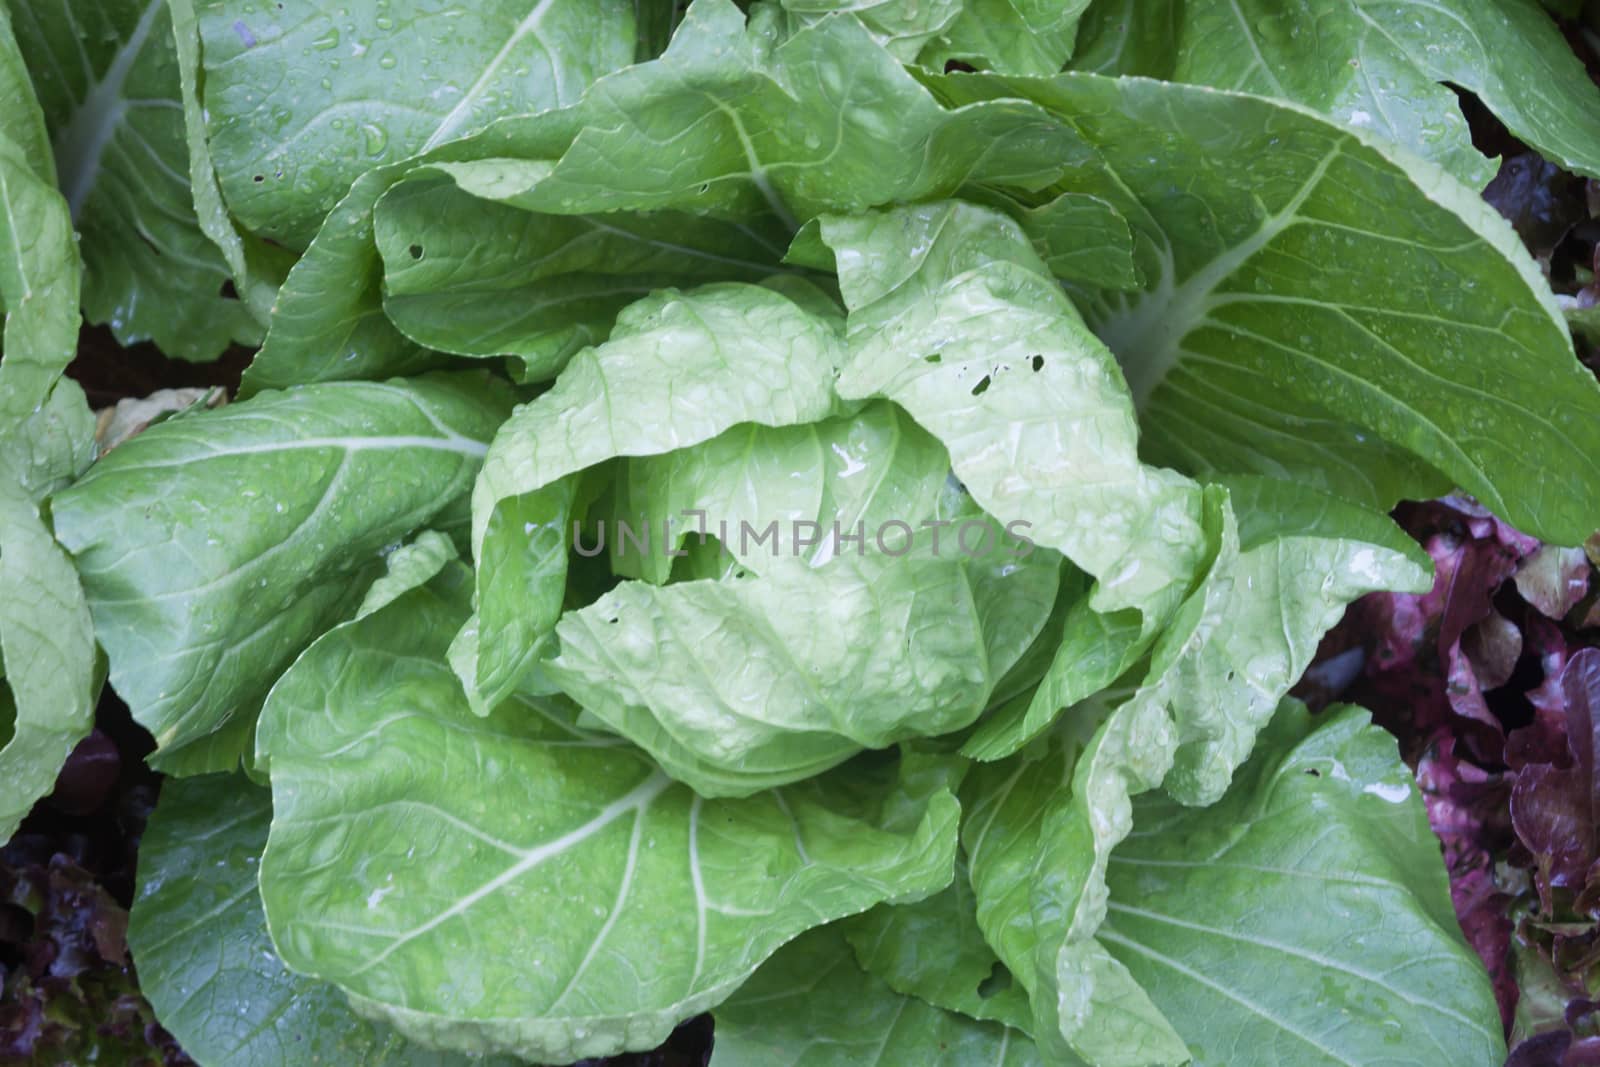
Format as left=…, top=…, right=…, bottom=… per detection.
left=0, top=6, right=51, bottom=179
left=462, top=281, right=846, bottom=715
left=1095, top=0, right=1600, bottom=186
left=816, top=200, right=1209, bottom=629
left=711, top=925, right=1043, bottom=1066
left=842, top=855, right=1034, bottom=1034
left=464, top=1, right=1064, bottom=225
left=0, top=376, right=96, bottom=503
left=239, top=0, right=1078, bottom=393
left=256, top=580, right=961, bottom=1062
left=958, top=491, right=1229, bottom=764
left=931, top=72, right=1600, bottom=543
left=51, top=374, right=509, bottom=768
left=0, top=8, right=79, bottom=430
left=1014, top=190, right=1141, bottom=289
left=195, top=0, right=642, bottom=247
left=920, top=0, right=1092, bottom=76
left=10, top=0, right=259, bottom=361
left=356, top=530, right=462, bottom=619
left=961, top=725, right=1179, bottom=1065
left=240, top=163, right=450, bottom=394
left=373, top=172, right=790, bottom=379
left=165, top=0, right=288, bottom=326
left=0, top=374, right=97, bottom=836
left=1068, top=0, right=1180, bottom=76
left=776, top=0, right=964, bottom=59
left=964, top=484, right=1431, bottom=1061
left=1100, top=703, right=1505, bottom=1066
left=129, top=774, right=512, bottom=1067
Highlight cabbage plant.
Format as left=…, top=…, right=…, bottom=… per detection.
left=4, top=1, right=1600, bottom=1064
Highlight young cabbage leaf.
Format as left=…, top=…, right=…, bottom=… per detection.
left=842, top=854, right=1035, bottom=1034
left=0, top=466, right=98, bottom=842
left=963, top=486, right=1431, bottom=1061
left=711, top=925, right=1043, bottom=1066
left=1073, top=0, right=1600, bottom=188
left=946, top=702, right=1504, bottom=1066
left=9, top=0, right=259, bottom=361
left=931, top=71, right=1600, bottom=544
left=51, top=373, right=510, bottom=770
left=192, top=0, right=644, bottom=247
left=374, top=174, right=792, bottom=379
left=606, top=401, right=949, bottom=584
left=546, top=514, right=1058, bottom=796
left=462, top=281, right=845, bottom=715
left=0, top=7, right=80, bottom=430
left=239, top=0, right=1068, bottom=392
left=255, top=576, right=961, bottom=1062
left=812, top=200, right=1210, bottom=632
left=129, top=773, right=518, bottom=1067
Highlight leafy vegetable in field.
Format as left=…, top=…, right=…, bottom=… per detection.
left=4, top=0, right=1600, bottom=1063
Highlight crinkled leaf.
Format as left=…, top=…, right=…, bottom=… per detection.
left=608, top=401, right=948, bottom=582
left=51, top=374, right=509, bottom=768
left=960, top=570, right=1148, bottom=762
left=195, top=0, right=641, bottom=247
left=0, top=470, right=98, bottom=843
left=816, top=200, right=1209, bottom=629
left=962, top=487, right=1261, bottom=765
left=129, top=774, right=510, bottom=1067
left=546, top=515, right=1058, bottom=795
left=10, top=0, right=259, bottom=361
left=462, top=281, right=845, bottom=715
left=711, top=925, right=1042, bottom=1066
left=256, top=580, right=960, bottom=1062
left=931, top=72, right=1600, bottom=541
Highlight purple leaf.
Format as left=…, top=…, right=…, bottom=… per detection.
left=1511, top=649, right=1600, bottom=908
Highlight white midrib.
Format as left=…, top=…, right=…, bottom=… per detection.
left=104, top=435, right=490, bottom=477
left=1099, top=143, right=1343, bottom=408
left=421, top=0, right=557, bottom=151
left=53, top=0, right=165, bottom=221
left=346, top=770, right=672, bottom=976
